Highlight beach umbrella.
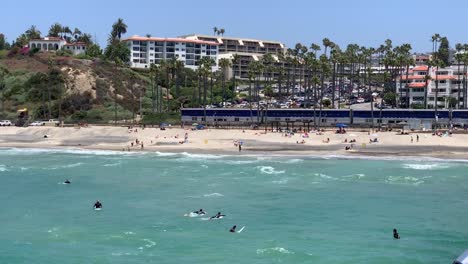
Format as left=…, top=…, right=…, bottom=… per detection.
left=371, top=133, right=379, bottom=137
left=192, top=123, right=199, bottom=126
left=336, top=123, right=347, bottom=128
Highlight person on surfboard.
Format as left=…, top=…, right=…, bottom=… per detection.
left=229, top=225, right=237, bottom=232
left=210, top=212, right=225, bottom=219
left=193, top=209, right=206, bottom=215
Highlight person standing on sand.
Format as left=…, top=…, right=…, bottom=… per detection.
left=416, top=135, right=419, bottom=142
left=239, top=144, right=242, bottom=152
left=411, top=136, right=413, bottom=143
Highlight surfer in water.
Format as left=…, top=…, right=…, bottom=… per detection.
left=229, top=225, right=237, bottom=233
left=393, top=228, right=400, bottom=239
left=193, top=209, right=206, bottom=215
left=210, top=212, right=225, bottom=219
left=94, top=200, right=102, bottom=209
left=64, top=180, right=71, bottom=184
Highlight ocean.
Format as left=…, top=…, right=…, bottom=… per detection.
left=0, top=148, right=467, bottom=263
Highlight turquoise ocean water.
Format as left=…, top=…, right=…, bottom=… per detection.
left=0, top=148, right=467, bottom=263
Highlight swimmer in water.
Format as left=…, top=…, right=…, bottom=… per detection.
left=94, top=200, right=102, bottom=209
left=229, top=225, right=237, bottom=233
left=393, top=228, right=400, bottom=239
left=64, top=180, right=71, bottom=184
left=210, top=212, right=225, bottom=219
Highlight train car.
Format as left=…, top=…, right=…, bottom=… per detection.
left=182, top=108, right=468, bottom=128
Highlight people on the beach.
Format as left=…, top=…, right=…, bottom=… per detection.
left=416, top=134, right=419, bottom=142
left=230, top=225, right=237, bottom=233
left=411, top=136, right=413, bottom=143
left=393, top=228, right=400, bottom=239
left=94, top=200, right=102, bottom=209
left=210, top=212, right=225, bottom=219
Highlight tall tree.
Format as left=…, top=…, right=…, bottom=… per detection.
left=213, top=27, right=218, bottom=36
left=25, top=25, right=41, bottom=40
left=48, top=23, right=63, bottom=37
left=111, top=18, right=128, bottom=41
left=219, top=58, right=232, bottom=106
left=438, top=36, right=450, bottom=66
left=218, top=28, right=225, bottom=36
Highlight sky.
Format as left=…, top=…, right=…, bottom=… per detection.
left=1, top=0, right=468, bottom=53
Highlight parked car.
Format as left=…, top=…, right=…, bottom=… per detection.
left=30, top=121, right=45, bottom=126
left=0, top=120, right=12, bottom=126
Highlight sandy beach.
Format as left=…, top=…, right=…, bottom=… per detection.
left=1, top=125, right=468, bottom=160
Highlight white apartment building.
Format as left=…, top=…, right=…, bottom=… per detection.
left=123, top=36, right=219, bottom=71
left=181, top=34, right=286, bottom=79
left=396, top=65, right=467, bottom=108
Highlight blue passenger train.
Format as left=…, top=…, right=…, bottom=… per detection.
left=182, top=108, right=468, bottom=128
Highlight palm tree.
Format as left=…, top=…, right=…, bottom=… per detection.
left=78, top=33, right=93, bottom=45
left=174, top=60, right=184, bottom=99
left=231, top=54, right=240, bottom=98
left=431, top=34, right=442, bottom=126
left=73, top=28, right=82, bottom=41
left=318, top=54, right=330, bottom=128
left=25, top=25, right=41, bottom=40
left=322, top=38, right=333, bottom=57
left=219, top=58, right=232, bottom=106
left=248, top=61, right=263, bottom=123
left=213, top=27, right=218, bottom=36
left=48, top=23, right=62, bottom=37
left=149, top=63, right=160, bottom=113
left=218, top=28, right=225, bottom=36
left=112, top=18, right=128, bottom=40
left=63, top=26, right=72, bottom=40
left=455, top=43, right=463, bottom=109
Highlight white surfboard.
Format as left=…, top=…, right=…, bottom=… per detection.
left=237, top=226, right=245, bottom=233
left=184, top=212, right=203, bottom=217
left=94, top=208, right=102, bottom=211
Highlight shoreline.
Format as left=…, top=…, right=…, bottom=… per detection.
left=2, top=144, right=468, bottom=162
left=1, top=126, right=468, bottom=161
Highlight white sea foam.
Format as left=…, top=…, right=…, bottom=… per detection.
left=203, top=193, right=224, bottom=197
left=124, top=231, right=135, bottom=235
left=272, top=178, right=289, bottom=184
left=386, top=175, right=425, bottom=185
left=0, top=165, right=8, bottom=172
left=314, top=173, right=337, bottom=180
left=257, top=166, right=285, bottom=175
left=142, top=238, right=156, bottom=248
left=402, top=163, right=451, bottom=170
left=201, top=164, right=209, bottom=168
left=103, top=162, right=121, bottom=167
left=256, top=247, right=294, bottom=255
left=343, top=173, right=366, bottom=179
left=46, top=162, right=83, bottom=170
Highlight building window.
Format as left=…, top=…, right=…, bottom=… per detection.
left=192, top=117, right=197, bottom=121
left=234, top=118, right=240, bottom=121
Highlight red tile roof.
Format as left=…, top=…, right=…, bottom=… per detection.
left=123, top=36, right=219, bottom=45
left=413, top=65, right=429, bottom=71
left=64, top=42, right=87, bottom=46
left=408, top=83, right=427, bottom=88
left=30, top=37, right=65, bottom=42
left=434, top=75, right=456, bottom=80
left=400, top=75, right=425, bottom=80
